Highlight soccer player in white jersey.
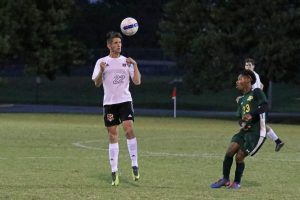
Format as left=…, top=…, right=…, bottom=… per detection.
left=92, top=31, right=141, bottom=186
left=244, top=58, right=284, bottom=152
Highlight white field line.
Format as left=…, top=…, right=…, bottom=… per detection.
left=0, top=156, right=99, bottom=160
left=72, top=140, right=106, bottom=151
left=19, top=156, right=68, bottom=159
left=0, top=140, right=298, bottom=162
left=72, top=140, right=300, bottom=163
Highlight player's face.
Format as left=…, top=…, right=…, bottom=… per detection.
left=245, top=62, right=254, bottom=71
left=108, top=38, right=122, bottom=54
left=236, top=75, right=250, bottom=91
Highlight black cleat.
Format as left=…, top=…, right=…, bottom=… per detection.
left=132, top=166, right=140, bottom=181
left=275, top=142, right=285, bottom=152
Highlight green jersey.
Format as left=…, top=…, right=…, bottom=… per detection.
left=237, top=88, right=268, bottom=136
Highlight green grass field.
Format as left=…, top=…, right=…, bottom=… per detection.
left=0, top=114, right=299, bottom=200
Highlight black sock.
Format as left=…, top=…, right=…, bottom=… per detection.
left=234, top=162, right=245, bottom=183
left=275, top=138, right=282, bottom=144
left=223, top=155, right=233, bottom=180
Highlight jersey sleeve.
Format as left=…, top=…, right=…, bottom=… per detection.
left=256, top=74, right=261, bottom=86
left=253, top=88, right=268, bottom=105
left=252, top=71, right=262, bottom=89
left=92, top=59, right=102, bottom=81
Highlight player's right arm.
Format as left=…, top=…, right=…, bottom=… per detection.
left=92, top=60, right=106, bottom=87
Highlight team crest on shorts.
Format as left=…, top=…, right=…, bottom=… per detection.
left=107, top=114, right=114, bottom=122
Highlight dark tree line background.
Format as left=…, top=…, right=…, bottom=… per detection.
left=160, top=0, right=300, bottom=93
left=0, top=0, right=167, bottom=78
left=1, top=0, right=299, bottom=93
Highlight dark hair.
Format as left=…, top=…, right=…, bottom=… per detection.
left=240, top=69, right=256, bottom=85
left=245, top=58, right=255, bottom=65
left=106, top=31, right=122, bottom=44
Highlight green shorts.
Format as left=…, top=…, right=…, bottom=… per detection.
left=231, top=130, right=266, bottom=156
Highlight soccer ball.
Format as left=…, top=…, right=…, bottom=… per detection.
left=120, top=17, right=138, bottom=36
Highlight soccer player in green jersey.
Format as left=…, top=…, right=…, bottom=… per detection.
left=211, top=69, right=267, bottom=189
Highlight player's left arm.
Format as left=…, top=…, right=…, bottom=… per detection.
left=127, top=57, right=141, bottom=85
left=243, top=88, right=268, bottom=121
left=260, top=82, right=264, bottom=90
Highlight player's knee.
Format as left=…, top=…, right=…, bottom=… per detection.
left=125, top=129, right=135, bottom=139
left=235, top=156, right=243, bottom=163
left=225, top=142, right=239, bottom=157
left=108, top=131, right=118, bottom=142
left=225, top=147, right=238, bottom=157
left=225, top=150, right=235, bottom=157
left=123, top=124, right=132, bottom=133
left=122, top=122, right=134, bottom=135
left=235, top=152, right=245, bottom=162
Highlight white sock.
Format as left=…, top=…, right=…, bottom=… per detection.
left=109, top=143, right=119, bottom=172
left=267, top=128, right=279, bottom=142
left=127, top=137, right=138, bottom=167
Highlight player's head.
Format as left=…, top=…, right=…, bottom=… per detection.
left=244, top=58, right=255, bottom=71
left=236, top=69, right=256, bottom=91
left=106, top=31, right=122, bottom=54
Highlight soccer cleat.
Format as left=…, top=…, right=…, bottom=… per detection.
left=227, top=182, right=241, bottom=189
left=210, top=178, right=230, bottom=188
left=132, top=166, right=140, bottom=181
left=111, top=172, right=119, bottom=186
left=275, top=142, right=285, bottom=152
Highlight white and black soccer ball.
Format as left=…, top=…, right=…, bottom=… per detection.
left=120, top=17, right=138, bottom=36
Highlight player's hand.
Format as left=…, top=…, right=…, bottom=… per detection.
left=126, top=57, right=137, bottom=66
left=242, top=114, right=252, bottom=121
left=239, top=120, right=251, bottom=131
left=235, top=96, right=242, bottom=103
left=100, top=62, right=106, bottom=72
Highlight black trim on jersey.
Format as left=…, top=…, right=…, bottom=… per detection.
left=250, top=102, right=268, bottom=116
left=249, top=88, right=268, bottom=117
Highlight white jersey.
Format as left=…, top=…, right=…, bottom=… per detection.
left=252, top=71, right=262, bottom=90
left=92, top=55, right=134, bottom=106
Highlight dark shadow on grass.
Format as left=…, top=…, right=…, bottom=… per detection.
left=121, top=178, right=140, bottom=187
left=96, top=172, right=141, bottom=187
